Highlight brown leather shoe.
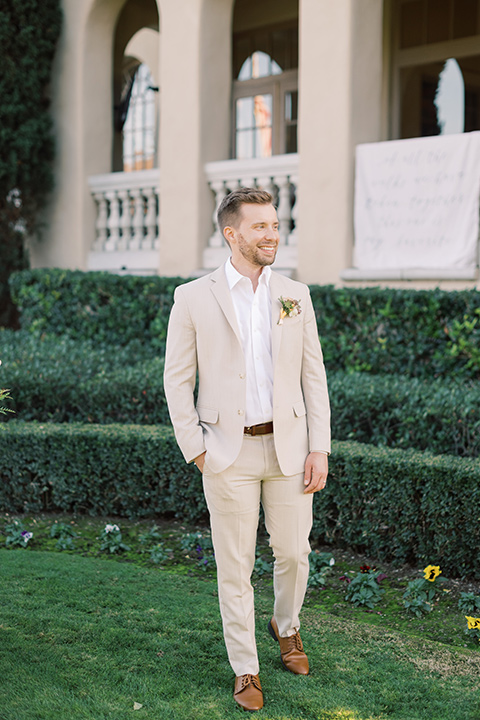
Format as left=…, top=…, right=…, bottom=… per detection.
left=233, top=674, right=263, bottom=711
left=268, top=616, right=309, bottom=675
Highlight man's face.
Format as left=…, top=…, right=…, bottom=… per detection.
left=229, top=203, right=280, bottom=270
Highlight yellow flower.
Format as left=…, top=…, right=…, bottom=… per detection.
left=465, top=616, right=480, bottom=630
left=423, top=565, right=441, bottom=582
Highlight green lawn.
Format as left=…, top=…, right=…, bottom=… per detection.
left=1, top=549, right=480, bottom=720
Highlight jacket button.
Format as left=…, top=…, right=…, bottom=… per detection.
left=239, top=373, right=245, bottom=379
left=238, top=409, right=244, bottom=416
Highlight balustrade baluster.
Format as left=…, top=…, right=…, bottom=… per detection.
left=240, top=177, right=255, bottom=189
left=288, top=176, right=298, bottom=246
left=131, top=189, right=144, bottom=249
left=117, top=190, right=130, bottom=250
left=208, top=181, right=227, bottom=248
left=93, top=192, right=108, bottom=250
left=227, top=179, right=241, bottom=193
left=105, top=191, right=120, bottom=251
left=143, top=187, right=157, bottom=249
left=256, top=176, right=275, bottom=197
left=154, top=189, right=160, bottom=249
left=275, top=175, right=291, bottom=246
left=204, top=154, right=298, bottom=274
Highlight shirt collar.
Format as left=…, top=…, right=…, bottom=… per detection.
left=225, top=258, right=272, bottom=290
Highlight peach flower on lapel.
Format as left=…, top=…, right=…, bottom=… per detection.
left=278, top=296, right=302, bottom=325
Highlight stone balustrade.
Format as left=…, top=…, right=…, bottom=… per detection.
left=203, top=154, right=299, bottom=274
left=88, top=169, right=160, bottom=274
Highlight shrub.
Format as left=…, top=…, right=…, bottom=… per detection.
left=10, top=269, right=480, bottom=379
left=0, top=422, right=205, bottom=522
left=313, top=441, right=480, bottom=579
left=0, top=0, right=62, bottom=328
left=8, top=269, right=186, bottom=345
left=0, top=330, right=167, bottom=424
left=310, top=285, right=480, bottom=379
left=2, top=329, right=479, bottom=457
left=328, top=371, right=480, bottom=457
left=1, top=423, right=479, bottom=578
left=2, top=333, right=479, bottom=457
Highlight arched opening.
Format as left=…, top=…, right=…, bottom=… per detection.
left=435, top=58, right=465, bottom=135
left=231, top=0, right=298, bottom=158
left=112, top=0, right=160, bottom=171
left=394, top=0, right=480, bottom=138
left=83, top=0, right=162, bottom=274
left=117, top=26, right=160, bottom=172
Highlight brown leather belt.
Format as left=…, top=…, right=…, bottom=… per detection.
left=244, top=421, right=274, bottom=436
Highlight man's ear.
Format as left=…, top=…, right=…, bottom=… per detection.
left=223, top=225, right=235, bottom=247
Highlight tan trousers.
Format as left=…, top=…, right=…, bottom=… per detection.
left=202, top=434, right=313, bottom=677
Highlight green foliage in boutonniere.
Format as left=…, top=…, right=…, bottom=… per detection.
left=278, top=296, right=301, bottom=325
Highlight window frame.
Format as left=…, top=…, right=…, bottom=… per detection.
left=231, top=68, right=298, bottom=158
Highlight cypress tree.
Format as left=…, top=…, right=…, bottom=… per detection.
left=0, top=0, right=62, bottom=327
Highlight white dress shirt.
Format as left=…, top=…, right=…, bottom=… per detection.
left=225, top=259, right=273, bottom=426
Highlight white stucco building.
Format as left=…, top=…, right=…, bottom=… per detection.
left=33, top=0, right=480, bottom=288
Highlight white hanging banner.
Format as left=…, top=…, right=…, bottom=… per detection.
left=354, top=132, right=480, bottom=270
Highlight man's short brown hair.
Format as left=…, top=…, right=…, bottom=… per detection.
left=217, top=187, right=274, bottom=237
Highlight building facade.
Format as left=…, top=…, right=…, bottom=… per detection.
left=32, top=0, right=480, bottom=288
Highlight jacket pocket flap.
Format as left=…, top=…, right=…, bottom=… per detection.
left=293, top=400, right=306, bottom=417
left=197, top=406, right=219, bottom=424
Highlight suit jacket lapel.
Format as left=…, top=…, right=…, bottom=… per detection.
left=209, top=265, right=243, bottom=348
left=269, top=271, right=285, bottom=369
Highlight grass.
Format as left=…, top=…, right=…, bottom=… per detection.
left=1, top=514, right=480, bottom=719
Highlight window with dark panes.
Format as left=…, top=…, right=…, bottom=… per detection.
left=232, top=22, right=298, bottom=158
left=395, top=0, right=480, bottom=138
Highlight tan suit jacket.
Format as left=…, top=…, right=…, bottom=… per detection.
left=163, top=265, right=331, bottom=476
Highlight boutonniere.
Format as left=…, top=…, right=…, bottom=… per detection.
left=278, top=296, right=302, bottom=325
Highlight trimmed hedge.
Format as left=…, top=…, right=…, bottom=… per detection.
left=1, top=422, right=479, bottom=579
left=0, top=330, right=167, bottom=424
left=1, top=333, right=478, bottom=457
left=0, top=423, right=203, bottom=521
left=8, top=269, right=187, bottom=347
left=328, top=372, right=480, bottom=458
left=315, top=442, right=480, bottom=580
left=310, top=285, right=480, bottom=379
left=9, top=268, right=480, bottom=379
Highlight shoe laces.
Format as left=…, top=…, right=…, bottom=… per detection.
left=239, top=674, right=262, bottom=692
left=285, top=631, right=303, bottom=653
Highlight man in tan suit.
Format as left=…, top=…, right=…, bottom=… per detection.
left=164, top=187, right=330, bottom=711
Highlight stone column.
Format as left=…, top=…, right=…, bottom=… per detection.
left=31, top=0, right=123, bottom=271
left=296, top=0, right=384, bottom=285
left=158, top=0, right=234, bottom=277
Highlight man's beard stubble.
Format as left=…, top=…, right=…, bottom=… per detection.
left=237, top=233, right=277, bottom=268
